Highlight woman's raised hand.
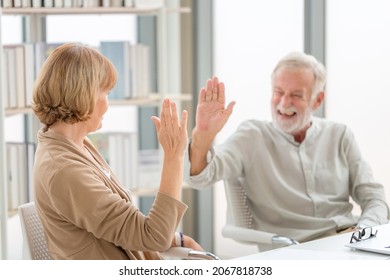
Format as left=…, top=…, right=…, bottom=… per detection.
left=151, top=98, right=188, bottom=158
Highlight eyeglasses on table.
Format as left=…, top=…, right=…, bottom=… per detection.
left=349, top=227, right=378, bottom=244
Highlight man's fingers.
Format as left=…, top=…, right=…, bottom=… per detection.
left=212, top=76, right=219, bottom=101
left=226, top=101, right=236, bottom=116
left=199, top=88, right=206, bottom=102
left=205, top=79, right=213, bottom=101
left=217, top=82, right=225, bottom=103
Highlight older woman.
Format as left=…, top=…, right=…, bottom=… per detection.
left=32, top=42, right=200, bottom=259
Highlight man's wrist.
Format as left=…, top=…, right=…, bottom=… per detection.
left=191, top=129, right=215, bottom=148
left=357, top=224, right=369, bottom=229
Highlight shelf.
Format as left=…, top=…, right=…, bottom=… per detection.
left=4, top=94, right=192, bottom=116
left=5, top=107, right=33, bottom=116
left=1, top=7, right=191, bottom=16
left=109, top=93, right=192, bottom=106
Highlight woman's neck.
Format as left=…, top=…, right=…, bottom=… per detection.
left=48, top=122, right=87, bottom=149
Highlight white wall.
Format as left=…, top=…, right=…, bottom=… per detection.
left=213, top=0, right=304, bottom=258
left=326, top=0, right=390, bottom=206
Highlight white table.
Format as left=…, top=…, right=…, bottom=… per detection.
left=235, top=223, right=390, bottom=260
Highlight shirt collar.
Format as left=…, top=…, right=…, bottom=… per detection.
left=272, top=117, right=319, bottom=145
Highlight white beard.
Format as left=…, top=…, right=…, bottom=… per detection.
left=271, top=103, right=312, bottom=135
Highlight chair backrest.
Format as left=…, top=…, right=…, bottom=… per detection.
left=18, top=202, right=53, bottom=260
left=222, top=177, right=299, bottom=249
left=224, top=177, right=254, bottom=229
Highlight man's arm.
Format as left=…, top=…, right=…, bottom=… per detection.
left=344, top=127, right=390, bottom=225
left=189, top=76, right=235, bottom=175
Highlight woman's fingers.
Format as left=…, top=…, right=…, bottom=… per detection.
left=161, top=98, right=171, bottom=128
left=180, top=110, right=188, bottom=134
left=170, top=100, right=179, bottom=130
left=151, top=116, right=161, bottom=132
left=155, top=98, right=188, bottom=139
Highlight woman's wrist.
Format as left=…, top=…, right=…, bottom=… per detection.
left=174, top=232, right=184, bottom=247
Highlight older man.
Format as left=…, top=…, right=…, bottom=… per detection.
left=184, top=52, right=389, bottom=245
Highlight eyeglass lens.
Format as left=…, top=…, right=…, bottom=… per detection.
left=350, top=227, right=378, bottom=243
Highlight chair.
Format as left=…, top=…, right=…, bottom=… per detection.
left=18, top=202, right=53, bottom=260
left=222, top=177, right=299, bottom=251
left=18, top=202, right=220, bottom=260
left=161, top=247, right=220, bottom=260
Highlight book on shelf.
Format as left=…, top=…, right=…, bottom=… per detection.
left=110, top=0, right=123, bottom=7
left=2, top=0, right=13, bottom=8
left=3, top=43, right=37, bottom=110
left=101, top=0, right=110, bottom=7
left=83, top=0, right=100, bottom=7
left=0, top=0, right=138, bottom=6
left=6, top=142, right=36, bottom=213
left=13, top=0, right=22, bottom=7
left=1, top=40, right=153, bottom=108
left=43, top=0, right=54, bottom=7
left=2, top=48, right=12, bottom=109
left=100, top=41, right=133, bottom=100
left=22, top=0, right=32, bottom=7
left=3, top=45, right=25, bottom=108
left=54, top=0, right=64, bottom=7
left=63, top=0, right=72, bottom=7
left=73, top=0, right=83, bottom=7
left=14, top=45, right=26, bottom=109
left=24, top=43, right=35, bottom=108
left=130, top=44, right=151, bottom=98
left=134, top=0, right=162, bottom=8
left=100, top=41, right=151, bottom=100
left=137, top=148, right=162, bottom=190
left=26, top=143, right=36, bottom=204
left=1, top=48, right=8, bottom=108
left=32, top=0, right=43, bottom=7
left=34, top=42, right=63, bottom=78
left=88, top=132, right=139, bottom=190
left=124, top=0, right=133, bottom=7
left=7, top=144, right=20, bottom=212
left=3, top=46, right=19, bottom=109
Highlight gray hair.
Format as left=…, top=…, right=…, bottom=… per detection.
left=271, top=52, right=326, bottom=99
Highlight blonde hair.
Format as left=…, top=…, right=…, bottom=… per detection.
left=32, top=42, right=117, bottom=127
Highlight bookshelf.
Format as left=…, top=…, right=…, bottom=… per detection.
left=0, top=4, right=190, bottom=259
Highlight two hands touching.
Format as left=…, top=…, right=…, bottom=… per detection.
left=150, top=76, right=236, bottom=154
left=151, top=76, right=236, bottom=178
left=150, top=76, right=234, bottom=253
